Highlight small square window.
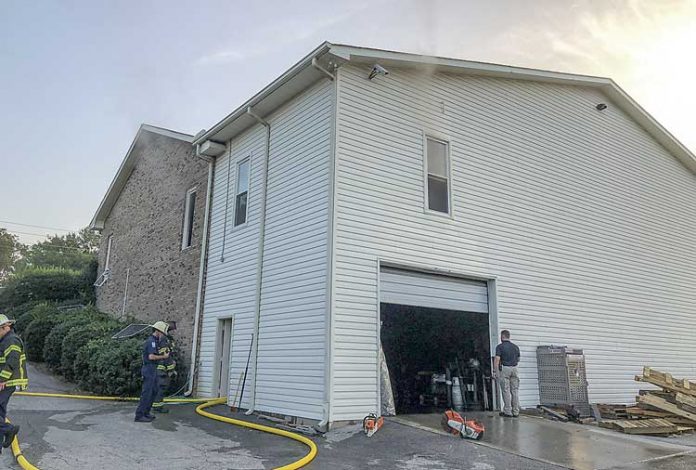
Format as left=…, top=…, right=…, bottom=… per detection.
left=425, top=137, right=450, bottom=214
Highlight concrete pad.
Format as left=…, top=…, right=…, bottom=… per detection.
left=396, top=412, right=695, bottom=470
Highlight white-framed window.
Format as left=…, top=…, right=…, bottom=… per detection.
left=425, top=136, right=451, bottom=215
left=233, top=158, right=250, bottom=227
left=181, top=187, right=197, bottom=249
left=104, top=234, right=114, bottom=270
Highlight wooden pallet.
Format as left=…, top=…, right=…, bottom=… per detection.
left=637, top=367, right=696, bottom=398
left=626, top=407, right=696, bottom=426
left=596, top=404, right=629, bottom=419
left=638, top=394, right=696, bottom=422
left=599, top=418, right=678, bottom=435
left=626, top=407, right=670, bottom=418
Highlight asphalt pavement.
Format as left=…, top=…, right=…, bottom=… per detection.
left=4, top=364, right=696, bottom=469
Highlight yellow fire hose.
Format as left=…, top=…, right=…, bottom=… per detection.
left=196, top=398, right=318, bottom=470
left=5, top=418, right=39, bottom=470
left=15, top=391, right=210, bottom=403
left=7, top=392, right=318, bottom=470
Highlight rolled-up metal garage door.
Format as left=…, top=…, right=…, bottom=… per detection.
left=380, top=267, right=488, bottom=313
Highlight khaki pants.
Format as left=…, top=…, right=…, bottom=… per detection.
left=500, top=365, right=520, bottom=416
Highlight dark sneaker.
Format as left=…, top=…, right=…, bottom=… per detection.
left=2, top=425, right=19, bottom=448
left=499, top=412, right=513, bottom=418
left=134, top=416, right=154, bottom=423
left=512, top=414, right=520, bottom=418
left=144, top=414, right=156, bottom=420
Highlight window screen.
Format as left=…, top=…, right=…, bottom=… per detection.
left=234, top=159, right=250, bottom=227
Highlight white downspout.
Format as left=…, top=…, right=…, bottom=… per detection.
left=318, top=64, right=338, bottom=430
left=185, top=148, right=215, bottom=396
left=245, top=106, right=270, bottom=415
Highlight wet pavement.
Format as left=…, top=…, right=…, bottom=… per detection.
left=3, top=364, right=560, bottom=469
left=396, top=412, right=696, bottom=469
left=6, top=364, right=696, bottom=469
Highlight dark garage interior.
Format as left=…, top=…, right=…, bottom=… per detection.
left=380, top=303, right=493, bottom=414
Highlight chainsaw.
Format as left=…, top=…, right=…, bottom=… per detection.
left=442, top=409, right=485, bottom=440
left=362, top=413, right=384, bottom=437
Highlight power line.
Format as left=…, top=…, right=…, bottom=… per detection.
left=0, top=220, right=76, bottom=233
left=0, top=241, right=90, bottom=252
left=1, top=229, right=56, bottom=239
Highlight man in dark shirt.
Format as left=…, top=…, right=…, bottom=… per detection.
left=493, top=330, right=520, bottom=417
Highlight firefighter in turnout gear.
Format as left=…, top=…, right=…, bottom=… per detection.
left=0, top=314, right=28, bottom=451
left=153, top=321, right=177, bottom=413
left=134, top=321, right=170, bottom=423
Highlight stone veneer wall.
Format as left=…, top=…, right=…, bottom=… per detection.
left=95, top=131, right=209, bottom=368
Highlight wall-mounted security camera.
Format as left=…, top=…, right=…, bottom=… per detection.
left=596, top=103, right=608, bottom=111
left=369, top=64, right=389, bottom=80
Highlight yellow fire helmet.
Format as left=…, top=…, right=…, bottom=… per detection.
left=0, top=314, right=16, bottom=327
left=152, top=321, right=169, bottom=335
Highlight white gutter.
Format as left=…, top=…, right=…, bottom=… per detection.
left=244, top=106, right=271, bottom=415
left=193, top=42, right=332, bottom=146
left=185, top=147, right=215, bottom=396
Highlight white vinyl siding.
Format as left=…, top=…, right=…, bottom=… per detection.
left=198, top=128, right=264, bottom=403
left=199, top=78, right=333, bottom=421
left=331, top=63, right=696, bottom=421
left=254, top=79, right=333, bottom=420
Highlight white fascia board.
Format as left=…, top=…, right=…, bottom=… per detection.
left=90, top=124, right=194, bottom=230
left=192, top=41, right=695, bottom=175
left=141, top=124, right=194, bottom=142
left=192, top=42, right=334, bottom=146
left=328, top=44, right=614, bottom=87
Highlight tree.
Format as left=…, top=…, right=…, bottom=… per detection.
left=15, top=228, right=100, bottom=272
left=0, top=229, right=19, bottom=280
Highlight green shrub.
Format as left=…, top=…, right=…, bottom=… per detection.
left=43, top=307, right=102, bottom=372
left=86, top=337, right=143, bottom=396
left=0, top=266, right=94, bottom=309
left=62, top=320, right=121, bottom=382
left=25, top=314, right=64, bottom=362
left=15, top=303, right=60, bottom=337
left=74, top=338, right=105, bottom=391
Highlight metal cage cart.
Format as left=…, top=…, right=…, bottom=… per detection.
left=536, top=345, right=590, bottom=416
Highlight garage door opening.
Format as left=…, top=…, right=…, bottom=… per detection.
left=381, top=303, right=493, bottom=414
left=378, top=267, right=496, bottom=415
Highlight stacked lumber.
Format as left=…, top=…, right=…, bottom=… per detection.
left=595, top=404, right=628, bottom=420
left=537, top=405, right=594, bottom=424
left=599, top=418, right=678, bottom=435
left=596, top=367, right=696, bottom=435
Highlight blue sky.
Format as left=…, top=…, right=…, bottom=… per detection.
left=2, top=0, right=695, bottom=244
